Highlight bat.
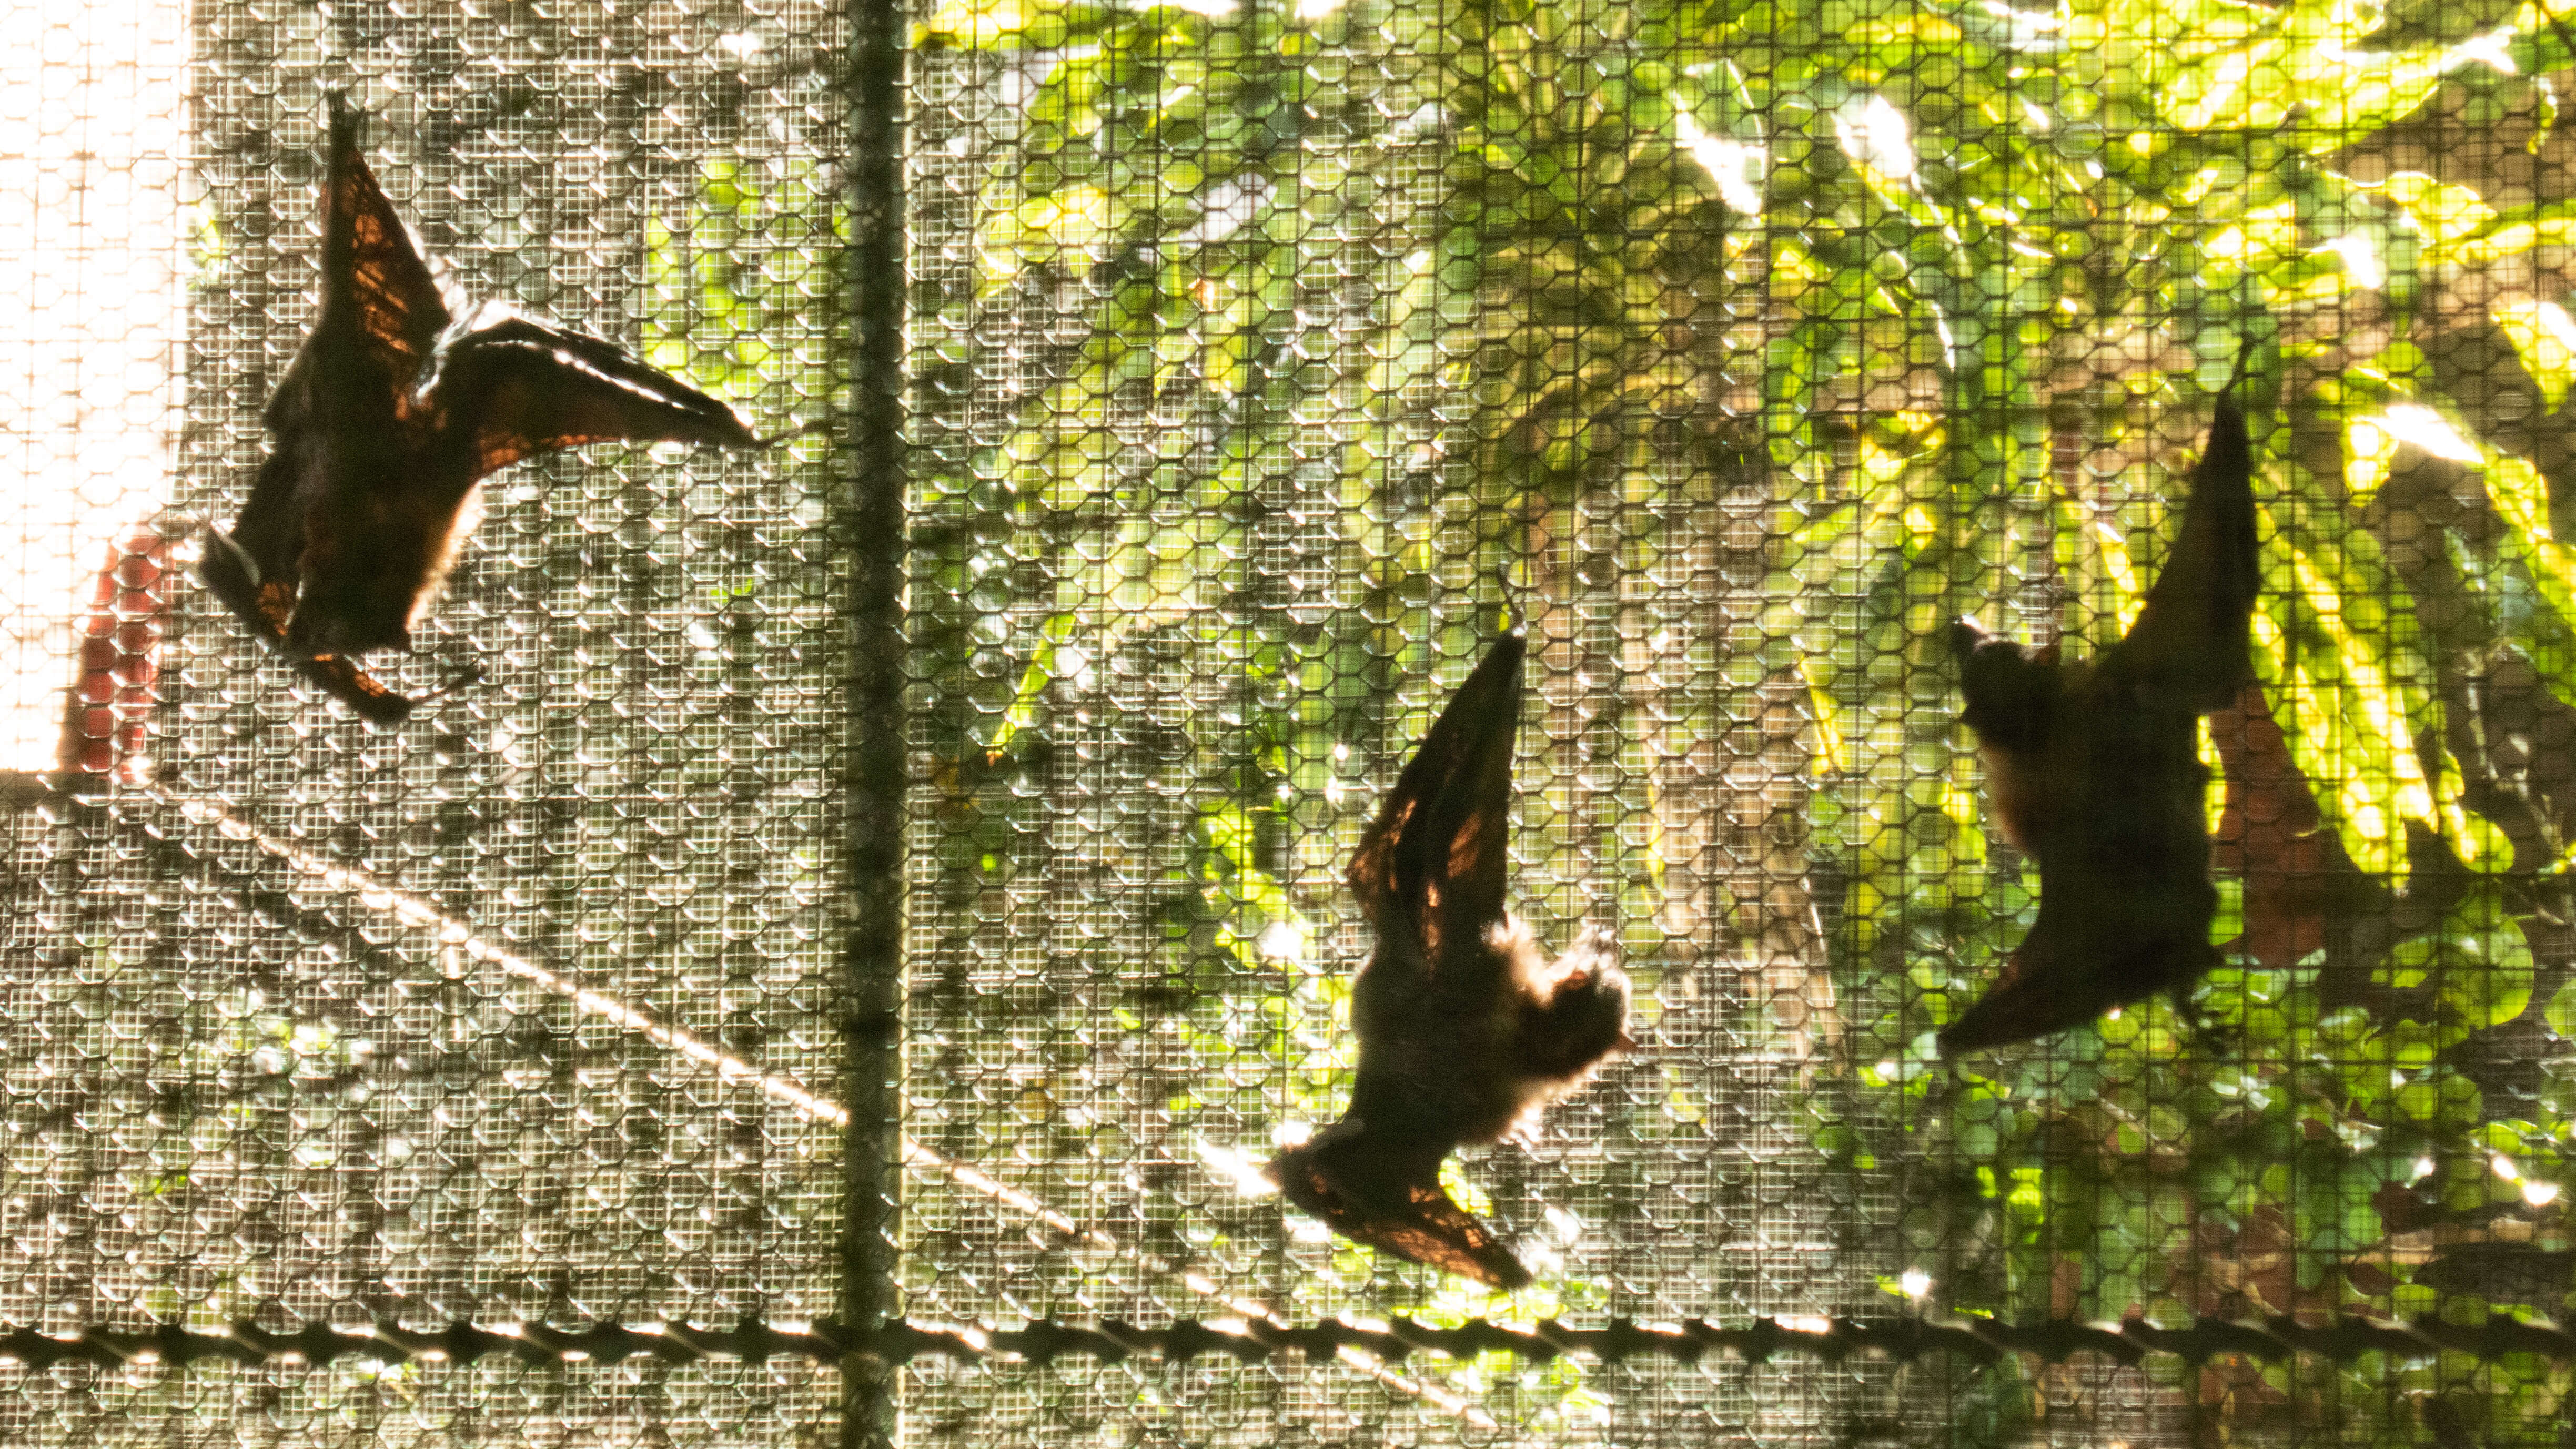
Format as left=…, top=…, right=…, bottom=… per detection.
left=58, top=522, right=175, bottom=787
left=2412, top=1243, right=2575, bottom=1306
left=1269, top=634, right=1631, bottom=1287
left=1940, top=393, right=2257, bottom=1055
left=197, top=94, right=760, bottom=723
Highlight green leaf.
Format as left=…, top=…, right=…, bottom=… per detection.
left=2436, top=888, right=2538, bottom=1028
left=2491, top=300, right=2576, bottom=410
left=2480, top=452, right=2576, bottom=656
left=2548, top=979, right=2576, bottom=1040
left=916, top=0, right=1112, bottom=50
left=2252, top=510, right=2439, bottom=881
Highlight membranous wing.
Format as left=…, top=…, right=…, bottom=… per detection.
left=1346, top=635, right=1526, bottom=976
left=422, top=310, right=760, bottom=482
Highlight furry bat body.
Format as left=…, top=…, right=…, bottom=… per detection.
left=198, top=95, right=759, bottom=723
left=1270, top=634, right=1631, bottom=1287
left=1941, top=394, right=2258, bottom=1055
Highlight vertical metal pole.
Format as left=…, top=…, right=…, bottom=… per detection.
left=842, top=0, right=908, bottom=1444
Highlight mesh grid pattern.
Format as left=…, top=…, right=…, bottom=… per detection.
left=5, top=2, right=850, bottom=1445
left=8, top=0, right=2576, bottom=1444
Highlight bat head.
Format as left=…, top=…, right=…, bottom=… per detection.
left=1518, top=922, right=1631, bottom=1082
left=1950, top=617, right=2060, bottom=754
left=1270, top=1119, right=1534, bottom=1290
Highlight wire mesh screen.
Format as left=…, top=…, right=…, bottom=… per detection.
left=9, top=0, right=2576, bottom=1444
left=3, top=1, right=852, bottom=1444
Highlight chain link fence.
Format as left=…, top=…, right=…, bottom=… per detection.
left=4, top=0, right=2574, bottom=1444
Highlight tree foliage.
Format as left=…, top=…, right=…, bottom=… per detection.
left=913, top=0, right=2576, bottom=1433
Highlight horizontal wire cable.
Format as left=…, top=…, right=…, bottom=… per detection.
left=98, top=791, right=2571, bottom=1399
left=3, top=1310, right=2568, bottom=1373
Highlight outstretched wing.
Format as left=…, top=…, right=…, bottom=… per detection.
left=306, top=92, right=448, bottom=412
left=1935, top=897, right=2103, bottom=1055
left=2107, top=393, right=2257, bottom=714
left=1271, top=1120, right=1533, bottom=1289
left=1937, top=858, right=2220, bottom=1055
left=1346, top=634, right=1524, bottom=974
left=425, top=311, right=759, bottom=483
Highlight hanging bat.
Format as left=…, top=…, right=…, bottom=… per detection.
left=1269, top=634, right=1631, bottom=1287
left=196, top=94, right=761, bottom=724
left=2412, top=1243, right=2576, bottom=1306
left=1940, top=393, right=2257, bottom=1055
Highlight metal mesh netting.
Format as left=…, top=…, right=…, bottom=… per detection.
left=3, top=2, right=853, bottom=1444
left=8, top=0, right=2576, bottom=1445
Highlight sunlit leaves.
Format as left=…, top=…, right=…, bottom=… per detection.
left=2064, top=0, right=2509, bottom=150
left=915, top=0, right=1114, bottom=50
left=925, top=0, right=2576, bottom=1423
left=2252, top=518, right=2441, bottom=881
left=644, top=158, right=841, bottom=406
left=980, top=186, right=1124, bottom=292
left=2493, top=300, right=2576, bottom=410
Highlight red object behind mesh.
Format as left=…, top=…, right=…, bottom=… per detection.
left=57, top=523, right=171, bottom=785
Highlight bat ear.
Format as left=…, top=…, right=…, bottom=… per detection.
left=1948, top=616, right=1993, bottom=656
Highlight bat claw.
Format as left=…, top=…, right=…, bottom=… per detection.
left=751, top=417, right=833, bottom=449
left=412, top=662, right=487, bottom=705
left=196, top=524, right=261, bottom=587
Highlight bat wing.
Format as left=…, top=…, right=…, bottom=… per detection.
left=2107, top=393, right=2256, bottom=714
left=1346, top=634, right=1524, bottom=979
left=276, top=654, right=419, bottom=726
left=1937, top=863, right=2219, bottom=1055
left=1936, top=899, right=2104, bottom=1054
left=307, top=93, right=449, bottom=414
left=196, top=526, right=417, bottom=725
left=425, top=311, right=759, bottom=482
left=1271, top=1116, right=1533, bottom=1289
left=2412, top=1243, right=2576, bottom=1304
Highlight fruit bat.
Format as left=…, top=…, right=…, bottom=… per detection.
left=2412, top=1243, right=2576, bottom=1306
left=197, top=95, right=760, bottom=724
left=1269, top=634, right=1632, bottom=1288
left=1941, top=393, right=2257, bottom=1055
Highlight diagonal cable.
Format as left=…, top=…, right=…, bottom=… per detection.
left=124, top=784, right=1500, bottom=1432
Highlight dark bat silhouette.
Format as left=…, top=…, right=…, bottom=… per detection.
left=1941, top=394, right=2257, bottom=1055
left=1270, top=634, right=1631, bottom=1287
left=197, top=94, right=759, bottom=723
left=2411, top=1242, right=2576, bottom=1304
